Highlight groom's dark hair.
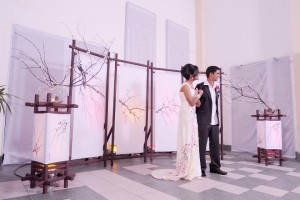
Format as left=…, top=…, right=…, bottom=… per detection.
left=181, top=63, right=199, bottom=80
left=206, top=66, right=220, bottom=78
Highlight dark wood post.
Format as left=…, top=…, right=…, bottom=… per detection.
left=111, top=53, right=118, bottom=166
left=144, top=61, right=150, bottom=162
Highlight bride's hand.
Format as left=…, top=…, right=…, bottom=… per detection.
left=198, top=89, right=203, bottom=96
left=195, top=89, right=203, bottom=98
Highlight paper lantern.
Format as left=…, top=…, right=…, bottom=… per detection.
left=257, top=120, right=282, bottom=150
left=32, top=113, right=70, bottom=164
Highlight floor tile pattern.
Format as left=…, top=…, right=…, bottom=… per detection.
left=0, top=151, right=299, bottom=200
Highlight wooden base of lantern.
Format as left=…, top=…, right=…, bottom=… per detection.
left=21, top=161, right=75, bottom=194
left=257, top=147, right=284, bottom=166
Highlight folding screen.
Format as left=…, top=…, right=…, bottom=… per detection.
left=114, top=63, right=147, bottom=154
left=71, top=43, right=107, bottom=159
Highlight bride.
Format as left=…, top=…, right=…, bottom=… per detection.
left=151, top=63, right=203, bottom=181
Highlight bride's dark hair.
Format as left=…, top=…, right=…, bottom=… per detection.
left=181, top=63, right=199, bottom=80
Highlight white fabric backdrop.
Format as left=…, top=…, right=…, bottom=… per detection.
left=231, top=57, right=295, bottom=158
left=4, top=26, right=108, bottom=164
left=4, top=25, right=69, bottom=164
left=266, top=57, right=295, bottom=157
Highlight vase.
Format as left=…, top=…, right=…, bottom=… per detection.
left=37, top=85, right=68, bottom=103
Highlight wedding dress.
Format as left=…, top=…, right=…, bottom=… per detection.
left=151, top=82, right=202, bottom=180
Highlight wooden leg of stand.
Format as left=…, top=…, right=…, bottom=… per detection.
left=30, top=161, right=35, bottom=188
left=264, top=149, right=268, bottom=166
left=64, top=178, right=68, bottom=188
left=279, top=150, right=282, bottom=166
left=43, top=184, right=48, bottom=194
left=257, top=147, right=261, bottom=163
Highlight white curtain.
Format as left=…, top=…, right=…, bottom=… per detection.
left=266, top=57, right=295, bottom=158
left=231, top=57, right=295, bottom=158
left=3, top=25, right=69, bottom=164
left=4, top=26, right=108, bottom=164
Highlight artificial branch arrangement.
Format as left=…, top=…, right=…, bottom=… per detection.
left=221, top=73, right=274, bottom=112
left=12, top=30, right=113, bottom=103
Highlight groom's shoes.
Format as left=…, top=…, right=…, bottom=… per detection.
left=201, top=170, right=206, bottom=177
left=210, top=168, right=227, bottom=175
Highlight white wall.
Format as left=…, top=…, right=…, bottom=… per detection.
left=0, top=0, right=196, bottom=157
left=200, top=0, right=292, bottom=146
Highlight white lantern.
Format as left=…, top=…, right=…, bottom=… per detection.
left=32, top=113, right=70, bottom=164
left=257, top=120, right=282, bottom=150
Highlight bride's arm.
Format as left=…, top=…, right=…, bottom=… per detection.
left=180, top=85, right=202, bottom=106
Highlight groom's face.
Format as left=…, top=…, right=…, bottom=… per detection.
left=210, top=70, right=220, bottom=81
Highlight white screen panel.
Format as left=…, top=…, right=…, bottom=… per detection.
left=71, top=51, right=106, bottom=159
left=154, top=71, right=181, bottom=152
left=114, top=63, right=147, bottom=154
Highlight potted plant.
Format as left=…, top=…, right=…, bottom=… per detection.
left=0, top=85, right=13, bottom=115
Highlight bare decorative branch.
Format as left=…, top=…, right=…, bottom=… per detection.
left=12, top=30, right=113, bottom=97
left=221, top=73, right=272, bottom=110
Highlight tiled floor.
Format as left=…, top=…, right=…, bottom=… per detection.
left=0, top=151, right=300, bottom=200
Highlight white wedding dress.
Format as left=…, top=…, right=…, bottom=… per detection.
left=151, top=82, right=202, bottom=180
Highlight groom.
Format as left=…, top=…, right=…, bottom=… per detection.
left=195, top=66, right=227, bottom=177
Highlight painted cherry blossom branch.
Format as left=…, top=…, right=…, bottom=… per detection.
left=156, top=95, right=180, bottom=125
left=119, top=90, right=145, bottom=123
left=32, top=131, right=42, bottom=155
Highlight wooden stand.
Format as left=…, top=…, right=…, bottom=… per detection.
left=22, top=93, right=78, bottom=194
left=22, top=161, right=75, bottom=194
left=257, top=148, right=283, bottom=166
left=251, top=109, right=286, bottom=166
